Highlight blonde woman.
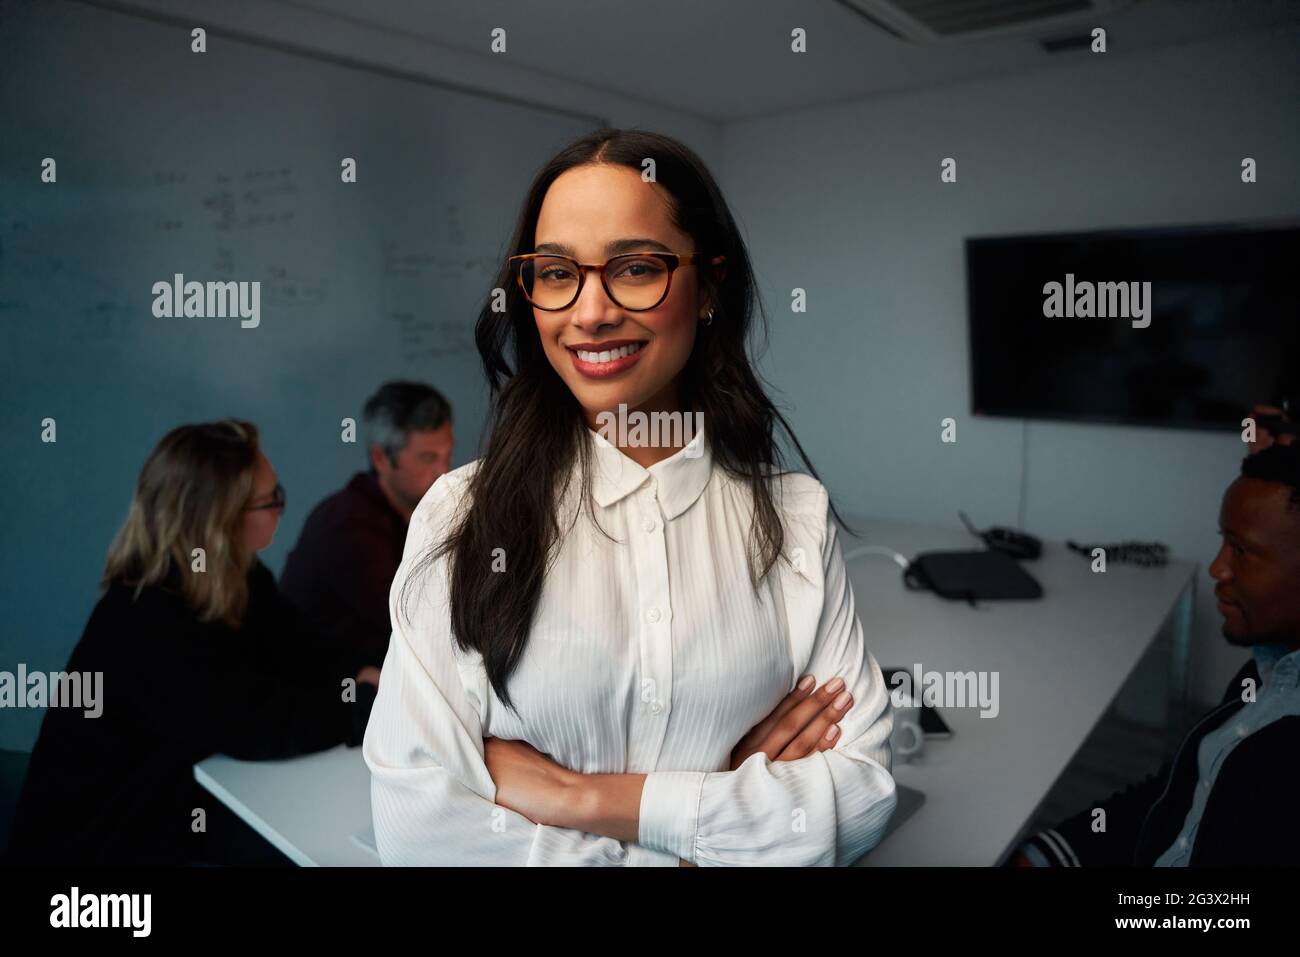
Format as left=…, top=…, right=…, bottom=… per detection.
left=7, top=420, right=378, bottom=866
left=364, top=129, right=897, bottom=866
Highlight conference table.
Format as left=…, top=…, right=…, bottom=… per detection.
left=841, top=515, right=1194, bottom=866
left=195, top=513, right=1196, bottom=866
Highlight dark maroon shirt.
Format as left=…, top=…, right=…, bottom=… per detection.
left=280, top=471, right=408, bottom=674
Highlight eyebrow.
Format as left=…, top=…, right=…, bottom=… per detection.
left=535, top=238, right=675, bottom=257
left=1220, top=526, right=1263, bottom=550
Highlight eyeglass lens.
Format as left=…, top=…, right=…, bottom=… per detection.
left=519, top=256, right=671, bottom=310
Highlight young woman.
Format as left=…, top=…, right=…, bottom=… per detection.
left=363, top=129, right=897, bottom=866
left=6, top=420, right=379, bottom=866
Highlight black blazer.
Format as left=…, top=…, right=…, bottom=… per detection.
left=1024, top=658, right=1300, bottom=866
left=5, top=559, right=376, bottom=866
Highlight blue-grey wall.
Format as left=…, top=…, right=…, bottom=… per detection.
left=718, top=25, right=1300, bottom=706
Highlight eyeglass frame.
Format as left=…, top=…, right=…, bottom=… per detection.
left=507, top=251, right=726, bottom=312
left=244, top=482, right=286, bottom=512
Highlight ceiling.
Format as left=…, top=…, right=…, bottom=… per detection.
left=274, top=0, right=1300, bottom=122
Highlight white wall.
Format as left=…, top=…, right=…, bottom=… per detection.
left=716, top=25, right=1300, bottom=706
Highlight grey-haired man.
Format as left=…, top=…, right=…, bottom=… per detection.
left=282, top=382, right=454, bottom=674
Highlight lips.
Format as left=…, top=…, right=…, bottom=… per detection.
left=566, top=340, right=647, bottom=379
left=569, top=341, right=644, bottom=363
left=1215, top=594, right=1243, bottom=616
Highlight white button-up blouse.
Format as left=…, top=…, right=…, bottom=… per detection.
left=363, top=423, right=897, bottom=866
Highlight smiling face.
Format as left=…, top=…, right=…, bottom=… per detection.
left=1208, top=476, right=1300, bottom=648
left=530, top=163, right=713, bottom=429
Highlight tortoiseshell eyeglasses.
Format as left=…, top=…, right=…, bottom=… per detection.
left=508, top=252, right=726, bottom=312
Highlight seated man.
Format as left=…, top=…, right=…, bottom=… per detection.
left=281, top=382, right=453, bottom=676
left=1013, top=443, right=1300, bottom=866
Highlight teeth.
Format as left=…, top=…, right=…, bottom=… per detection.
left=577, top=342, right=643, bottom=364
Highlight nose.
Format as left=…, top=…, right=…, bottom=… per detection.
left=569, top=265, right=625, bottom=332
left=1208, top=543, right=1231, bottom=583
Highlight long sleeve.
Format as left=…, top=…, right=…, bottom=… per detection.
left=1019, top=763, right=1172, bottom=866
left=105, top=573, right=370, bottom=762
left=247, top=560, right=377, bottom=748
left=314, top=527, right=396, bottom=671
left=638, top=503, right=898, bottom=866
left=279, top=474, right=406, bottom=674
left=363, top=473, right=635, bottom=866
left=282, top=521, right=398, bottom=673
left=1018, top=662, right=1259, bottom=866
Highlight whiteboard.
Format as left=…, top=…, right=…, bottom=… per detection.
left=0, top=0, right=601, bottom=749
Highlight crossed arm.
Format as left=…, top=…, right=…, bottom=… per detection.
left=365, top=562, right=895, bottom=866
left=364, top=474, right=897, bottom=866
left=483, top=673, right=858, bottom=860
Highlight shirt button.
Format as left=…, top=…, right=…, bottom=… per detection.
left=1178, top=836, right=1189, bottom=848
left=642, top=517, right=656, bottom=532
left=646, top=607, right=661, bottom=623
left=650, top=700, right=664, bottom=715
left=1235, top=724, right=1248, bottom=737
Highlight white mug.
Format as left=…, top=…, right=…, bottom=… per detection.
left=890, top=698, right=925, bottom=763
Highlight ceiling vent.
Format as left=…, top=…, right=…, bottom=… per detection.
left=837, top=0, right=1141, bottom=44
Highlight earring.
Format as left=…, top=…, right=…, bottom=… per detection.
left=703, top=307, right=715, bottom=327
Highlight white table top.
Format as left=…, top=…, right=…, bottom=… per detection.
left=195, top=514, right=1196, bottom=867
left=195, top=744, right=377, bottom=867
left=843, top=515, right=1196, bottom=865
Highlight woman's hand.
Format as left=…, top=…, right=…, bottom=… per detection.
left=729, top=675, right=852, bottom=771
left=481, top=676, right=854, bottom=853
left=483, top=736, right=580, bottom=828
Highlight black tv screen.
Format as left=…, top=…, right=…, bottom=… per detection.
left=966, top=220, right=1300, bottom=432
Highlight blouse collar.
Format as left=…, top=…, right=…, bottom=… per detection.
left=586, top=418, right=712, bottom=520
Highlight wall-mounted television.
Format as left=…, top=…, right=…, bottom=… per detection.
left=966, top=220, right=1299, bottom=432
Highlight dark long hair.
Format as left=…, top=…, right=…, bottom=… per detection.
left=403, top=128, right=851, bottom=713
